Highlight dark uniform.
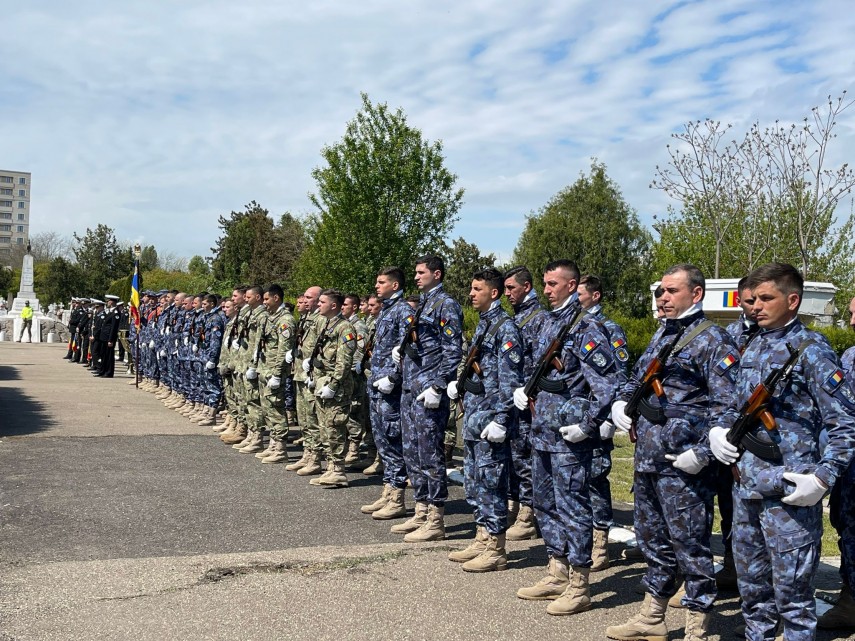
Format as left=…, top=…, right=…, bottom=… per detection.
left=98, top=304, right=121, bottom=377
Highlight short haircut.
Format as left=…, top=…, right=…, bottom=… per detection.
left=406, top=294, right=421, bottom=304
left=654, top=285, right=665, bottom=299
left=737, top=276, right=750, bottom=294
left=746, top=263, right=804, bottom=302
left=345, top=293, right=361, bottom=306
left=233, top=285, right=249, bottom=294
left=579, top=274, right=603, bottom=297
left=415, top=254, right=445, bottom=280
left=473, top=267, right=504, bottom=292
left=204, top=294, right=218, bottom=305
left=377, top=266, right=405, bottom=287
left=543, top=259, right=580, bottom=282
left=320, top=288, right=344, bottom=308
left=169, top=289, right=179, bottom=296
left=504, top=265, right=534, bottom=286
left=663, top=263, right=705, bottom=298
left=247, top=285, right=263, bottom=297
left=265, top=284, right=284, bottom=300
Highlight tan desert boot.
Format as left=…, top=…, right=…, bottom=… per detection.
left=461, top=532, right=508, bottom=572
left=516, top=557, right=569, bottom=600
left=403, top=504, right=445, bottom=542
left=361, top=485, right=391, bottom=514
left=390, top=502, right=428, bottom=534
left=605, top=592, right=669, bottom=641
left=371, top=487, right=407, bottom=520
left=546, top=566, right=592, bottom=615
left=506, top=504, right=538, bottom=541
left=591, top=528, right=610, bottom=571
left=448, top=526, right=488, bottom=563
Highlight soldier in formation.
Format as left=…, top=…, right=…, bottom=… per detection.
left=71, top=258, right=855, bottom=641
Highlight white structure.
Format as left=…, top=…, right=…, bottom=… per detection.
left=7, top=245, right=43, bottom=342
left=650, top=278, right=837, bottom=326
left=0, top=169, right=30, bottom=266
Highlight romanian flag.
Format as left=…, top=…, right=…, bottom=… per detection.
left=582, top=340, right=597, bottom=354
left=501, top=340, right=515, bottom=352
left=718, top=354, right=737, bottom=370
left=828, top=370, right=845, bottom=389
left=130, top=258, right=142, bottom=329
left=722, top=291, right=739, bottom=307
left=612, top=337, right=626, bottom=349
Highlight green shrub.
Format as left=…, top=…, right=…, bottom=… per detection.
left=813, top=325, right=855, bottom=357
left=609, top=311, right=658, bottom=365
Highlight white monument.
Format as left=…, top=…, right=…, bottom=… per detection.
left=8, top=243, right=43, bottom=342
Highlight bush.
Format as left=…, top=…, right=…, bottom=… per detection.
left=609, top=311, right=658, bottom=366
left=813, top=325, right=855, bottom=357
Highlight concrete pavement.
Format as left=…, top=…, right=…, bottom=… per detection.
left=0, top=343, right=850, bottom=640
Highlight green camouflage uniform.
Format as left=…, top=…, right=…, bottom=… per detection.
left=312, top=314, right=356, bottom=463
left=241, top=305, right=269, bottom=433
left=255, top=305, right=296, bottom=441
left=293, top=311, right=322, bottom=453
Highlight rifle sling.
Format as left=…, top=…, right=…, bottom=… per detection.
left=403, top=295, right=451, bottom=358
left=535, top=308, right=588, bottom=394
left=462, top=317, right=509, bottom=395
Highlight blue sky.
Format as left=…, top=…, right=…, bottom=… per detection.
left=2, top=0, right=854, bottom=265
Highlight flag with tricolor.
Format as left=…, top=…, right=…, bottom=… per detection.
left=130, top=258, right=142, bottom=329
left=722, top=290, right=739, bottom=307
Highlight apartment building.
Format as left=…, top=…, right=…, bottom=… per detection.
left=0, top=169, right=30, bottom=262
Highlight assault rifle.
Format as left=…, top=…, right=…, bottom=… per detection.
left=455, top=322, right=491, bottom=413
left=305, top=318, right=332, bottom=384
left=521, top=307, right=583, bottom=416
left=727, top=343, right=799, bottom=481
left=361, top=332, right=374, bottom=371
left=397, top=302, right=425, bottom=364
left=624, top=325, right=686, bottom=443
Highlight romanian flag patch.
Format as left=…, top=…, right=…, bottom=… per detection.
left=582, top=340, right=597, bottom=354
left=827, top=370, right=845, bottom=389
left=718, top=354, right=737, bottom=370
left=405, top=315, right=414, bottom=326
left=343, top=332, right=356, bottom=343
left=612, top=337, right=626, bottom=349
left=440, top=318, right=449, bottom=327
left=500, top=340, right=515, bottom=353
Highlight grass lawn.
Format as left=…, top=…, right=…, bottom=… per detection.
left=609, top=434, right=840, bottom=557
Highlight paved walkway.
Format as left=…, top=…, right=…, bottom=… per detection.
left=0, top=343, right=850, bottom=640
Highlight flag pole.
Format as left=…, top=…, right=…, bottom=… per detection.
left=132, top=244, right=142, bottom=389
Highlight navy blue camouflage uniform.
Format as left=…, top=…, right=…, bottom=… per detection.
left=621, top=310, right=740, bottom=613
left=400, top=284, right=463, bottom=506
left=367, top=291, right=410, bottom=490
left=460, top=302, right=524, bottom=535
left=201, top=308, right=225, bottom=408
left=529, top=295, right=622, bottom=569
left=829, top=347, right=855, bottom=598
left=732, top=321, right=855, bottom=640
left=586, top=304, right=630, bottom=532
left=510, top=291, right=548, bottom=507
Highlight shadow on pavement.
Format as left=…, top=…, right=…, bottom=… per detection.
left=0, top=364, right=55, bottom=436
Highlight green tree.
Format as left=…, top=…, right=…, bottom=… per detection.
left=71, top=224, right=134, bottom=296
left=139, top=245, right=159, bottom=272
left=513, top=161, right=653, bottom=317
left=0, top=266, right=14, bottom=300
left=210, top=203, right=307, bottom=292
left=295, top=93, right=464, bottom=293
left=34, top=257, right=86, bottom=304
left=187, top=255, right=210, bottom=277
left=442, top=237, right=496, bottom=305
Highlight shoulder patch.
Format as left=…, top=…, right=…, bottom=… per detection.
left=615, top=347, right=629, bottom=362
left=611, top=337, right=626, bottom=349
left=580, top=340, right=598, bottom=358
left=500, top=340, right=516, bottom=353
left=342, top=332, right=356, bottom=344
left=713, top=353, right=738, bottom=376
left=280, top=324, right=292, bottom=339
left=824, top=369, right=845, bottom=394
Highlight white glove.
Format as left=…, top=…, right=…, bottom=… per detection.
left=317, top=384, right=335, bottom=399
left=709, top=426, right=739, bottom=464
left=417, top=386, right=442, bottom=409
left=307, top=378, right=316, bottom=390
left=301, top=359, right=311, bottom=374
left=245, top=367, right=258, bottom=380
left=782, top=472, right=828, bottom=506
left=148, top=340, right=155, bottom=349
left=480, top=421, right=506, bottom=443
left=665, top=449, right=706, bottom=475
left=231, top=339, right=240, bottom=350
left=159, top=349, right=166, bottom=358
left=285, top=351, right=294, bottom=364
left=559, top=424, right=588, bottom=443
left=392, top=345, right=401, bottom=364
left=447, top=380, right=459, bottom=400
left=599, top=420, right=616, bottom=440
left=373, top=376, right=395, bottom=394
left=183, top=337, right=189, bottom=346
left=611, top=400, right=632, bottom=433
left=513, top=386, right=529, bottom=411
left=267, top=376, right=281, bottom=389
left=205, top=360, right=216, bottom=370
left=174, top=339, right=179, bottom=348
left=192, top=345, right=198, bottom=353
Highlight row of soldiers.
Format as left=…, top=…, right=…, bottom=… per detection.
left=106, top=257, right=855, bottom=641
left=63, top=295, right=127, bottom=378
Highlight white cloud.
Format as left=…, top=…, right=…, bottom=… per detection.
left=1, top=0, right=853, bottom=276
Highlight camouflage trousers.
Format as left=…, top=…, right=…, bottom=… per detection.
left=532, top=448, right=593, bottom=567
left=401, top=388, right=449, bottom=505
left=222, top=372, right=239, bottom=417
left=202, top=367, right=223, bottom=408
left=243, top=376, right=264, bottom=432
left=590, top=445, right=613, bottom=531
left=634, top=470, right=716, bottom=612
left=830, top=459, right=855, bottom=591
left=464, top=439, right=510, bottom=535
left=295, top=381, right=322, bottom=453
left=509, top=415, right=533, bottom=506
left=717, top=462, right=735, bottom=556
left=347, top=374, right=372, bottom=448
left=733, top=495, right=822, bottom=641
left=259, top=374, right=288, bottom=439
left=317, top=396, right=349, bottom=463
left=368, top=388, right=407, bottom=489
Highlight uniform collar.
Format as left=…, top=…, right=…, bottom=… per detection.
left=758, top=315, right=801, bottom=339
left=587, top=303, right=602, bottom=316
left=480, top=300, right=504, bottom=319
left=551, top=292, right=579, bottom=314
left=420, top=283, right=443, bottom=303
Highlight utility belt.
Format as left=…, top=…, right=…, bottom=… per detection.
left=404, top=343, right=440, bottom=361
left=637, top=398, right=704, bottom=425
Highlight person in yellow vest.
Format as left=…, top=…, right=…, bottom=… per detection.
left=19, top=301, right=34, bottom=342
